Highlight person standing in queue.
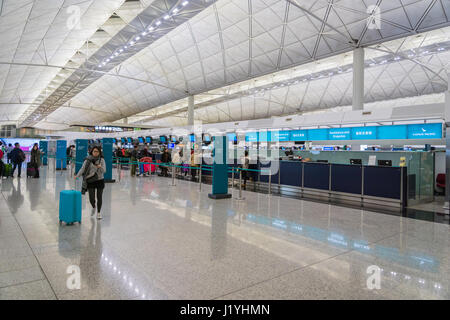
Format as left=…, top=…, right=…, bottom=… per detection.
left=30, top=143, right=42, bottom=178
left=75, top=146, right=106, bottom=220
left=240, top=150, right=250, bottom=190
left=6, top=143, right=14, bottom=164
left=9, top=143, right=26, bottom=178
left=161, top=147, right=171, bottom=177
left=130, top=144, right=139, bottom=177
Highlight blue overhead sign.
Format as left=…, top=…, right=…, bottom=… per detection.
left=308, top=128, right=328, bottom=141
left=270, top=131, right=290, bottom=142
left=245, top=132, right=259, bottom=142
left=351, top=126, right=377, bottom=140
left=407, top=123, right=442, bottom=139
left=240, top=123, right=442, bottom=142
left=291, top=130, right=308, bottom=141
left=377, top=125, right=407, bottom=140
left=329, top=128, right=351, bottom=140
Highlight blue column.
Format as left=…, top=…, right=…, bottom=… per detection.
left=39, top=141, right=48, bottom=166
left=102, top=138, right=115, bottom=183
left=75, top=139, right=89, bottom=175
left=56, top=140, right=67, bottom=170
left=208, top=136, right=231, bottom=199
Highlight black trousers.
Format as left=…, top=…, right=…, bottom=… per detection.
left=12, top=162, right=23, bottom=177
left=88, top=183, right=104, bottom=213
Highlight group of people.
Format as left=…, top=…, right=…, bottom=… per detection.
left=0, top=142, right=42, bottom=178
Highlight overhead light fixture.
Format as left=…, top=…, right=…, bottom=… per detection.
left=173, top=8, right=179, bottom=14
left=155, top=20, right=161, bottom=26
left=164, top=15, right=170, bottom=20
left=148, top=26, right=154, bottom=31
left=394, top=56, right=401, bottom=60
left=141, top=31, right=147, bottom=36
left=135, top=36, right=141, bottom=41
left=182, top=1, right=189, bottom=6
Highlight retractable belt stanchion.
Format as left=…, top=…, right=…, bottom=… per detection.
left=199, top=165, right=202, bottom=191
left=268, top=170, right=272, bottom=195
left=231, top=167, right=235, bottom=190
left=171, top=165, right=176, bottom=186
left=235, top=168, right=245, bottom=201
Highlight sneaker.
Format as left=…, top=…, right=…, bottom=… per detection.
left=97, top=212, right=102, bottom=220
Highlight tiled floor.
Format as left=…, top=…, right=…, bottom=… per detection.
left=0, top=166, right=449, bottom=300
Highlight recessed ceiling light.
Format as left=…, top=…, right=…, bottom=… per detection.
left=182, top=1, right=189, bottom=6
left=155, top=21, right=161, bottom=26
left=164, top=15, right=170, bottom=20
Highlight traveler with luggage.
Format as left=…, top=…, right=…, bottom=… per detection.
left=9, top=143, right=26, bottom=178
left=29, top=143, right=41, bottom=178
left=6, top=143, right=13, bottom=163
left=240, top=150, right=250, bottom=189
left=75, top=146, right=106, bottom=220
left=130, top=144, right=139, bottom=177
left=160, top=148, right=171, bottom=177
left=172, top=149, right=182, bottom=177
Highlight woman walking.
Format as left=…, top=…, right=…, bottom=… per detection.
left=30, top=143, right=41, bottom=178
left=75, top=146, right=106, bottom=220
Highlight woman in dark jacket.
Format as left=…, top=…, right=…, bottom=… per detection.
left=75, top=146, right=106, bottom=220
left=30, top=143, right=42, bottom=178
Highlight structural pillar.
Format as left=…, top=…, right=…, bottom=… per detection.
left=444, top=73, right=450, bottom=213
left=352, top=47, right=365, bottom=151
left=353, top=47, right=364, bottom=111
left=188, top=95, right=194, bottom=126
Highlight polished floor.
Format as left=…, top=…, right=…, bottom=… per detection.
left=0, top=165, right=449, bottom=300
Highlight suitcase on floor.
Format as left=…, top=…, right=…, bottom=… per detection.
left=26, top=162, right=36, bottom=178
left=59, top=190, right=82, bottom=225
left=2, top=163, right=12, bottom=178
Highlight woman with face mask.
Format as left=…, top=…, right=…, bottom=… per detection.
left=75, top=146, right=106, bottom=220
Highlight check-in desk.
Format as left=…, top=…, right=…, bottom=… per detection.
left=258, top=161, right=407, bottom=210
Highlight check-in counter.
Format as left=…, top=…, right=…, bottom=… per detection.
left=257, top=160, right=407, bottom=210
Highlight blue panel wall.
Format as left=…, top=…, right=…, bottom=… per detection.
left=303, top=163, right=329, bottom=190
left=56, top=140, right=67, bottom=170
left=75, top=139, right=88, bottom=174
left=331, top=164, right=362, bottom=194
left=102, top=138, right=114, bottom=181
left=363, top=166, right=402, bottom=199
left=279, top=161, right=302, bottom=187
left=39, top=141, right=48, bottom=165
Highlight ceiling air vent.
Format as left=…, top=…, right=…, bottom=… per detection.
left=234, top=122, right=239, bottom=125
left=362, top=111, right=372, bottom=115
left=286, top=118, right=292, bottom=121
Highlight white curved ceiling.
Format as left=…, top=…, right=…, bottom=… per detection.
left=0, top=0, right=449, bottom=129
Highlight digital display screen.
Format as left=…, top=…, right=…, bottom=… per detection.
left=203, top=135, right=211, bottom=142
left=168, top=143, right=175, bottom=149
left=127, top=138, right=133, bottom=144
left=190, top=134, right=196, bottom=143
left=121, top=138, right=126, bottom=144
left=138, top=137, right=144, bottom=144
left=146, top=137, right=152, bottom=144
left=159, top=136, right=167, bottom=143
left=171, top=136, right=177, bottom=143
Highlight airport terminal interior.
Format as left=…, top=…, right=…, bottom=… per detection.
left=1, top=0, right=450, bottom=300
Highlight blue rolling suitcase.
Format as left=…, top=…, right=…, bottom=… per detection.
left=59, top=190, right=82, bottom=225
